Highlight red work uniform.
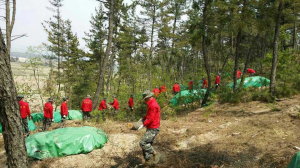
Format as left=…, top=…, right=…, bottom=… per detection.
left=128, top=97, right=134, bottom=108
left=172, top=84, right=180, bottom=93
left=44, top=102, right=53, bottom=119
left=152, top=88, right=160, bottom=97
left=98, top=100, right=107, bottom=111
left=215, top=76, right=220, bottom=84
left=188, top=81, right=193, bottom=90
left=60, top=101, right=68, bottom=117
left=19, top=100, right=31, bottom=119
left=202, top=79, right=208, bottom=89
left=160, top=85, right=167, bottom=93
left=81, top=98, right=93, bottom=112
left=247, top=69, right=255, bottom=74
left=109, top=98, right=119, bottom=110
left=237, top=70, right=242, bottom=79
left=143, top=98, right=161, bottom=129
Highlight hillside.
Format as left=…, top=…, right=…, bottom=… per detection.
left=1, top=96, right=299, bottom=168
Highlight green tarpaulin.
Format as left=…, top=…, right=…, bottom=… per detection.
left=288, top=151, right=300, bottom=168
left=228, top=76, right=270, bottom=89
left=31, top=110, right=83, bottom=123
left=169, top=89, right=206, bottom=106
left=26, top=126, right=108, bottom=160
left=66, top=110, right=83, bottom=120
left=0, top=117, right=36, bottom=133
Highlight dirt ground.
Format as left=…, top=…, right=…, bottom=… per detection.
left=1, top=96, right=300, bottom=168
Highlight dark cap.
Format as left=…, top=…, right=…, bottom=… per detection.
left=63, top=97, right=69, bottom=101
left=48, top=98, right=54, bottom=102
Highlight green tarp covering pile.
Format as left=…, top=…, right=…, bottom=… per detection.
left=26, top=126, right=108, bottom=160
left=0, top=118, right=36, bottom=133
left=228, top=76, right=270, bottom=89
left=31, top=110, right=83, bottom=123
left=170, top=89, right=206, bottom=106
left=288, top=151, right=300, bottom=168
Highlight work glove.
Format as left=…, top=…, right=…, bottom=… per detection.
left=29, top=117, right=31, bottom=121
left=63, top=115, right=66, bottom=118
left=138, top=125, right=144, bottom=130
left=51, top=119, right=54, bottom=122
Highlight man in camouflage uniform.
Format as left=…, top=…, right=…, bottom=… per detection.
left=139, top=90, right=161, bottom=164
left=43, top=98, right=54, bottom=131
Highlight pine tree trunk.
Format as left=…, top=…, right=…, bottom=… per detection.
left=270, top=2, right=283, bottom=95
left=201, top=0, right=211, bottom=106
left=93, top=0, right=114, bottom=110
left=0, top=29, right=28, bottom=168
left=149, top=4, right=156, bottom=89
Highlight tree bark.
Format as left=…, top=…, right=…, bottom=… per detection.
left=93, top=0, right=114, bottom=110
left=5, top=0, right=16, bottom=55
left=201, top=0, right=211, bottom=106
left=149, top=2, right=156, bottom=89
left=0, top=28, right=28, bottom=168
left=270, top=2, right=284, bottom=95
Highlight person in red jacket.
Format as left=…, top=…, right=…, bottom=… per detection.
left=202, top=78, right=208, bottom=89
left=247, top=68, right=255, bottom=76
left=18, top=95, right=31, bottom=137
left=43, top=98, right=54, bottom=131
left=237, top=70, right=242, bottom=79
left=172, top=83, right=180, bottom=95
left=160, top=85, right=167, bottom=93
left=128, top=95, right=134, bottom=112
left=98, top=97, right=107, bottom=121
left=109, top=95, right=119, bottom=116
left=215, top=74, right=220, bottom=89
left=140, top=90, right=161, bottom=164
left=60, top=97, right=68, bottom=128
left=81, top=95, right=93, bottom=121
left=189, top=80, right=193, bottom=90
left=152, top=86, right=160, bottom=97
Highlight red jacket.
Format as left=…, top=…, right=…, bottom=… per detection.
left=44, top=102, right=53, bottom=119
left=202, top=79, right=208, bottom=88
left=160, top=85, right=167, bottom=93
left=189, top=81, right=193, bottom=90
left=61, top=101, right=68, bottom=116
left=81, top=98, right=93, bottom=112
left=237, top=71, right=242, bottom=79
left=109, top=98, right=119, bottom=110
left=247, top=69, right=255, bottom=74
left=98, top=100, right=107, bottom=111
left=143, top=98, right=161, bottom=129
left=128, top=97, right=134, bottom=107
left=215, top=76, right=220, bottom=84
left=172, top=84, right=180, bottom=92
left=152, top=88, right=160, bottom=97
left=19, top=100, right=31, bottom=119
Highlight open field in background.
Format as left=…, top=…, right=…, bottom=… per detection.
left=11, top=62, right=53, bottom=112
left=1, top=96, right=300, bottom=167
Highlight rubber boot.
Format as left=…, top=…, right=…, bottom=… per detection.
left=153, top=151, right=160, bottom=164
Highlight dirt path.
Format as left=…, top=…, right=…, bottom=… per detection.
left=1, top=96, right=300, bottom=168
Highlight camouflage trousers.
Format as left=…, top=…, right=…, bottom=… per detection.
left=60, top=115, right=67, bottom=128
left=22, top=118, right=30, bottom=136
left=139, top=128, right=160, bottom=161
left=42, top=118, right=52, bottom=131
left=82, top=112, right=91, bottom=121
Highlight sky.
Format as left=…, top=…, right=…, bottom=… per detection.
left=5, top=0, right=130, bottom=53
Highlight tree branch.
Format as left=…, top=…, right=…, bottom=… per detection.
left=11, top=34, right=27, bottom=41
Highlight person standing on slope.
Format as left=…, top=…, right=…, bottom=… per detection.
left=189, top=80, right=193, bottom=90
left=98, top=97, right=107, bottom=121
left=140, top=90, right=161, bottom=165
left=60, top=97, right=68, bottom=128
left=109, top=95, right=119, bottom=116
left=215, top=74, right=220, bottom=89
left=152, top=86, right=160, bottom=97
left=202, top=78, right=208, bottom=89
left=128, top=95, right=134, bottom=112
left=237, top=70, right=242, bottom=79
left=43, top=98, right=54, bottom=131
left=172, top=83, right=180, bottom=95
left=18, top=95, right=31, bottom=137
left=81, top=95, right=93, bottom=121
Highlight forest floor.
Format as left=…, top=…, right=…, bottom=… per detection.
left=1, top=95, right=300, bottom=168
